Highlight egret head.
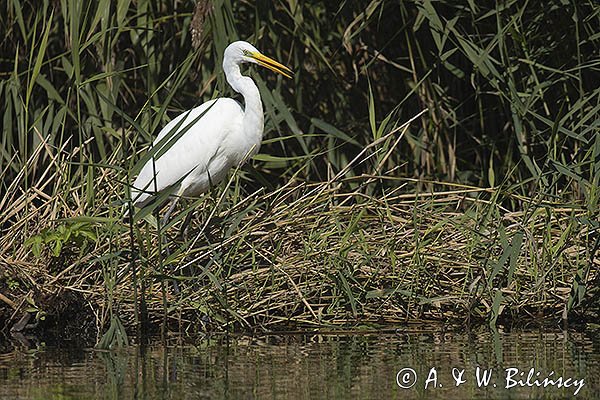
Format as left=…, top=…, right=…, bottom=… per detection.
left=224, top=41, right=293, bottom=79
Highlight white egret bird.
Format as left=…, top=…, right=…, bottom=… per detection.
left=130, top=41, right=292, bottom=224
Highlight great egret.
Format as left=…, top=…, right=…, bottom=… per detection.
left=130, top=41, right=292, bottom=225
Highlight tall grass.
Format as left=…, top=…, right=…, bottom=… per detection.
left=0, top=0, right=598, bottom=341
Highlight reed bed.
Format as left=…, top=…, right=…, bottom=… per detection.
left=1, top=124, right=597, bottom=338
left=1, top=0, right=599, bottom=342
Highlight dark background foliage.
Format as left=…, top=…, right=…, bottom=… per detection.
left=1, top=0, right=598, bottom=207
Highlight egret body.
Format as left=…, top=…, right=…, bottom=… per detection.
left=130, top=41, right=292, bottom=222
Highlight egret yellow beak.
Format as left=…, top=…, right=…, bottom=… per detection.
left=251, top=52, right=293, bottom=79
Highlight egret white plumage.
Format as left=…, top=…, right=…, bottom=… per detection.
left=130, top=41, right=292, bottom=224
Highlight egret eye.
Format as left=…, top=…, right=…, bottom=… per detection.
left=242, top=49, right=252, bottom=57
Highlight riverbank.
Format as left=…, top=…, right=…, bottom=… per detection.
left=1, top=0, right=598, bottom=345
left=2, top=173, right=598, bottom=344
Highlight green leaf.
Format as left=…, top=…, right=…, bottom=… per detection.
left=368, top=79, right=377, bottom=139
left=26, top=10, right=54, bottom=107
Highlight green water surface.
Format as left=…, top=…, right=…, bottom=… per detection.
left=0, top=329, right=598, bottom=399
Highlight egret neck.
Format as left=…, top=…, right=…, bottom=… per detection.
left=223, top=59, right=264, bottom=156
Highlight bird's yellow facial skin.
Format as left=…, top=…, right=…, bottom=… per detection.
left=249, top=52, right=293, bottom=79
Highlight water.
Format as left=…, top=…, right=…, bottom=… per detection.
left=0, top=329, right=598, bottom=399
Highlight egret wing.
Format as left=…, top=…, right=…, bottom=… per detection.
left=131, top=98, right=243, bottom=206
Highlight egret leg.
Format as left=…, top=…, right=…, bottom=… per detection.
left=162, top=196, right=180, bottom=228
left=179, top=207, right=195, bottom=241
left=160, top=192, right=183, bottom=294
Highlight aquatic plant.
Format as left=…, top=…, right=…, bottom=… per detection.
left=0, top=0, right=598, bottom=342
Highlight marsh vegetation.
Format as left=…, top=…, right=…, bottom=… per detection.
left=0, top=0, right=598, bottom=343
